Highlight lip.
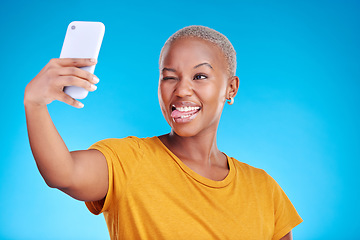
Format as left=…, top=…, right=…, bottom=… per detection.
left=170, top=101, right=201, bottom=123
left=172, top=111, right=200, bottom=123
left=171, top=101, right=201, bottom=109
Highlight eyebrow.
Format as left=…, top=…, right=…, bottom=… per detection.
left=162, top=67, right=176, bottom=73
left=194, top=62, right=213, bottom=69
left=162, top=62, right=213, bottom=73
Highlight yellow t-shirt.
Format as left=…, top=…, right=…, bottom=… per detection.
left=86, top=136, right=302, bottom=240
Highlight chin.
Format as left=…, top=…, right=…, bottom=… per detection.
left=172, top=130, right=196, bottom=138
left=170, top=124, right=207, bottom=138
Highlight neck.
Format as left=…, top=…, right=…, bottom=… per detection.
left=159, top=130, right=225, bottom=168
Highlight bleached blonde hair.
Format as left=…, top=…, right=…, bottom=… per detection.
left=160, top=25, right=237, bottom=76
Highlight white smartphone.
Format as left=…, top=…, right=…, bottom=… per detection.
left=60, top=21, right=105, bottom=99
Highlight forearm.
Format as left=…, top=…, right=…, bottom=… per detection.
left=25, top=102, right=74, bottom=188
left=24, top=58, right=107, bottom=200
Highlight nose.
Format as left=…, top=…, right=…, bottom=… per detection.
left=174, top=78, right=193, bottom=97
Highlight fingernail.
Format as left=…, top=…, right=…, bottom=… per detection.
left=93, top=76, right=99, bottom=84
left=90, top=84, right=97, bottom=91
left=78, top=102, right=84, bottom=108
left=90, top=58, right=96, bottom=63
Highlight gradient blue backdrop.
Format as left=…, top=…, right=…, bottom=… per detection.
left=1, top=0, right=359, bottom=239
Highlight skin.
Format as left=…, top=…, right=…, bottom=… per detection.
left=281, top=232, right=293, bottom=240
left=24, top=58, right=108, bottom=201
left=158, top=37, right=239, bottom=181
left=24, top=38, right=292, bottom=239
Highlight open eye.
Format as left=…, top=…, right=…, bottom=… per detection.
left=193, top=74, right=207, bottom=80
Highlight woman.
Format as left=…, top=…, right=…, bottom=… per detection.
left=24, top=25, right=302, bottom=239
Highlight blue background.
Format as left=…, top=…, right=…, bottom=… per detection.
left=1, top=0, right=359, bottom=239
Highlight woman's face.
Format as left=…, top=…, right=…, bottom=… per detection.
left=158, top=37, right=232, bottom=137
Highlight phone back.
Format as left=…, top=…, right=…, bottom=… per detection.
left=60, top=21, right=105, bottom=99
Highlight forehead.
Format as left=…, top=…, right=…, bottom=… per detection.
left=160, top=37, right=227, bottom=71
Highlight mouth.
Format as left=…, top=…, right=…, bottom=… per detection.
left=170, top=104, right=201, bottom=123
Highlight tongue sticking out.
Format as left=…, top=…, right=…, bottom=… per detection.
left=171, top=109, right=199, bottom=118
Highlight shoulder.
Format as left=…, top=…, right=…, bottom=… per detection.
left=89, top=136, right=161, bottom=156
left=90, top=136, right=141, bottom=148
left=230, top=157, right=280, bottom=190
left=230, top=157, right=303, bottom=237
left=231, top=158, right=270, bottom=179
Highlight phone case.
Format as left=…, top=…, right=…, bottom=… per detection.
left=60, top=21, right=105, bottom=99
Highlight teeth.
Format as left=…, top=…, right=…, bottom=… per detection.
left=177, top=106, right=200, bottom=112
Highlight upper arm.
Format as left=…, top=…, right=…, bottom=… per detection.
left=59, top=149, right=109, bottom=202
left=279, top=231, right=293, bottom=240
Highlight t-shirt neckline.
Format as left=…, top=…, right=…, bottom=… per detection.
left=153, top=136, right=236, bottom=188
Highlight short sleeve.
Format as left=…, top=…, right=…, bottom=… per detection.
left=85, top=137, right=143, bottom=215
left=268, top=175, right=303, bottom=240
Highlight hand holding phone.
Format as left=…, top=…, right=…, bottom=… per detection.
left=60, top=21, right=105, bottom=99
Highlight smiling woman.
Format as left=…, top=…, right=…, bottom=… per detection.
left=158, top=36, right=232, bottom=138
left=24, top=25, right=302, bottom=240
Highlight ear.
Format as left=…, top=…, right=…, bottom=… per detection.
left=226, top=76, right=239, bottom=99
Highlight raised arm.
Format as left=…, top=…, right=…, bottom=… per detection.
left=24, top=58, right=108, bottom=201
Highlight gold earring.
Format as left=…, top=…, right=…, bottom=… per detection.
left=227, top=97, right=234, bottom=105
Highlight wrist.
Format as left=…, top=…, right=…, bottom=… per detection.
left=24, top=97, right=48, bottom=110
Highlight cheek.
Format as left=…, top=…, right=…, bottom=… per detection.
left=158, top=83, right=170, bottom=110
left=198, top=82, right=227, bottom=104
left=158, top=83, right=175, bottom=127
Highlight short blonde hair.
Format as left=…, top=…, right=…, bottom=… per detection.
left=160, top=25, right=237, bottom=76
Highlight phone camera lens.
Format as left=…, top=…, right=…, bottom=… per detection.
left=71, top=25, right=76, bottom=30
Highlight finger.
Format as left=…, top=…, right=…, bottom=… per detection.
left=59, top=76, right=97, bottom=92
left=50, top=58, right=97, bottom=68
left=59, top=67, right=99, bottom=84
left=58, top=92, right=84, bottom=108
